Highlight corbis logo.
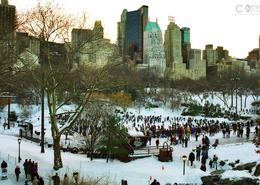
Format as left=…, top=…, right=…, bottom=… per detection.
left=235, top=4, right=260, bottom=15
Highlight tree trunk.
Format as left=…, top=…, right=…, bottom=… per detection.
left=231, top=91, right=233, bottom=108
left=90, top=138, right=94, bottom=161
left=244, top=95, right=248, bottom=108
left=106, top=149, right=109, bottom=163
left=53, top=135, right=63, bottom=170
left=240, top=94, right=243, bottom=111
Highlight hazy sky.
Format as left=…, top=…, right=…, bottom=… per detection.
left=10, top=0, right=260, bottom=58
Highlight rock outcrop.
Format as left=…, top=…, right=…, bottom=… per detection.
left=201, top=176, right=258, bottom=185
left=233, top=162, right=257, bottom=173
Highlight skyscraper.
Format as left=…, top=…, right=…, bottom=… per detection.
left=188, top=48, right=206, bottom=80
left=164, top=21, right=183, bottom=67
left=181, top=27, right=191, bottom=68
left=143, top=21, right=166, bottom=77
left=0, top=0, right=16, bottom=62
left=257, top=35, right=260, bottom=71
left=117, top=9, right=127, bottom=56
left=0, top=0, right=16, bottom=50
left=71, top=21, right=116, bottom=67
left=204, top=44, right=215, bottom=66
left=117, top=5, right=148, bottom=62
left=93, top=20, right=104, bottom=40
left=258, top=35, right=260, bottom=62
left=164, top=21, right=186, bottom=79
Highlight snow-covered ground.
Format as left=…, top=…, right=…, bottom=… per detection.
left=0, top=127, right=259, bottom=185
left=0, top=95, right=259, bottom=185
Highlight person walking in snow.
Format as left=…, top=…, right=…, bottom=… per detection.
left=240, top=126, right=244, bottom=138
left=38, top=176, right=44, bottom=185
left=202, top=134, right=206, bottom=146
left=195, top=131, right=199, bottom=142
left=28, top=159, right=32, bottom=179
left=196, top=145, right=201, bottom=161
left=1, top=160, right=7, bottom=169
left=32, top=176, right=39, bottom=185
left=52, top=173, right=60, bottom=185
left=246, top=125, right=250, bottom=139
left=156, top=138, right=159, bottom=149
left=212, top=139, right=219, bottom=149
left=184, top=135, right=188, bottom=148
left=63, top=173, right=69, bottom=185
left=15, top=166, right=21, bottom=181
left=209, top=159, right=213, bottom=168
left=200, top=163, right=206, bottom=172
left=188, top=151, right=195, bottom=166
left=23, top=159, right=29, bottom=178
left=151, top=179, right=158, bottom=185
left=31, top=161, right=37, bottom=181
left=212, top=155, right=218, bottom=170
left=255, top=126, right=259, bottom=136
left=205, top=136, right=210, bottom=148
left=1, top=160, right=8, bottom=180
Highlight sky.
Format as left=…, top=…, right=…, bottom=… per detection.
left=9, top=0, right=260, bottom=58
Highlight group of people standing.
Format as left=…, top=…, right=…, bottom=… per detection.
left=16, top=159, right=44, bottom=185
left=185, top=134, right=218, bottom=172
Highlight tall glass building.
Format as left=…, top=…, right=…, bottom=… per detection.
left=117, top=5, right=149, bottom=63
left=181, top=27, right=191, bottom=68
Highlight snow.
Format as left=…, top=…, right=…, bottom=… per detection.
left=208, top=143, right=260, bottom=164
left=1, top=128, right=259, bottom=184
left=0, top=94, right=259, bottom=184
left=128, top=130, right=144, bottom=137
left=221, top=170, right=253, bottom=180
left=0, top=134, right=208, bottom=185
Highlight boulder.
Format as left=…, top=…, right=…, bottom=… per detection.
left=233, top=162, right=257, bottom=173
left=201, top=176, right=258, bottom=185
left=210, top=170, right=225, bottom=176
left=220, top=178, right=258, bottom=185
left=201, top=175, right=220, bottom=185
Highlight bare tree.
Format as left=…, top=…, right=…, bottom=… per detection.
left=17, top=1, right=117, bottom=170
left=80, top=102, right=107, bottom=161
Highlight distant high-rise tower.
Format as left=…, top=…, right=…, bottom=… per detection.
left=93, top=20, right=104, bottom=40
left=143, top=21, right=166, bottom=77
left=117, top=5, right=149, bottom=62
left=164, top=21, right=188, bottom=80
left=0, top=0, right=16, bottom=60
left=1, top=0, right=8, bottom=6
left=181, top=27, right=191, bottom=68
left=117, top=9, right=127, bottom=56
left=258, top=35, right=260, bottom=61
left=204, top=44, right=215, bottom=66
left=164, top=21, right=183, bottom=68
left=0, top=0, right=15, bottom=40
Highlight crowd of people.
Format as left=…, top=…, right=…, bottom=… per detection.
left=121, top=111, right=259, bottom=174
left=0, top=158, right=72, bottom=185
left=122, top=112, right=258, bottom=144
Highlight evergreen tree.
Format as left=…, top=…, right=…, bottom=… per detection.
left=98, top=114, right=129, bottom=163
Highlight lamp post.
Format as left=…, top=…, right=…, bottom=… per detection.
left=231, top=77, right=240, bottom=115
left=234, top=77, right=240, bottom=115
left=18, top=138, right=21, bottom=163
left=182, top=155, right=187, bottom=175
left=0, top=94, right=15, bottom=129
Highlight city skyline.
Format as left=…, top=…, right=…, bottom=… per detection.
left=10, top=0, right=260, bottom=58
